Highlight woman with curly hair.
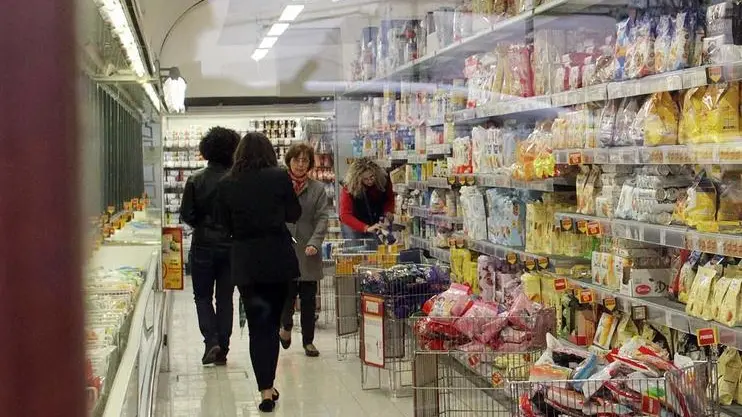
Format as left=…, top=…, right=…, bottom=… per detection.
left=339, top=157, right=394, bottom=241
left=216, top=132, right=301, bottom=412
left=179, top=126, right=240, bottom=367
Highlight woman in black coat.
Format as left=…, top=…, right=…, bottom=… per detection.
left=216, top=132, right=301, bottom=412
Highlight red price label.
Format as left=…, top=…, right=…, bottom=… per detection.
left=697, top=328, right=718, bottom=346
left=554, top=278, right=567, bottom=292
left=568, top=152, right=583, bottom=165
left=576, top=220, right=588, bottom=234
left=579, top=289, right=594, bottom=304
left=560, top=218, right=574, bottom=231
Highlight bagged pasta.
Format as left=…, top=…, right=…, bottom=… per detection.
left=654, top=15, right=673, bottom=73
left=625, top=14, right=656, bottom=79
left=669, top=11, right=696, bottom=71
left=718, top=348, right=742, bottom=406
left=718, top=173, right=742, bottom=221
left=598, top=100, right=618, bottom=147
left=678, top=87, right=706, bottom=144
left=719, top=276, right=742, bottom=326
left=678, top=251, right=703, bottom=304
left=673, top=174, right=717, bottom=227
left=685, top=266, right=719, bottom=319
left=615, top=96, right=642, bottom=146
left=706, top=273, right=733, bottom=321
left=641, top=91, right=680, bottom=146
left=702, top=82, right=741, bottom=143
left=614, top=19, right=631, bottom=80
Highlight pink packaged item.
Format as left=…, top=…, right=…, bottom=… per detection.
left=508, top=293, right=541, bottom=331
left=454, top=301, right=501, bottom=339
left=478, top=312, right=509, bottom=343
left=427, top=283, right=473, bottom=322
left=477, top=256, right=496, bottom=302
left=501, top=326, right=530, bottom=344
left=494, top=341, right=533, bottom=353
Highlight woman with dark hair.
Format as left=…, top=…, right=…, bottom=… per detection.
left=279, top=142, right=328, bottom=357
left=216, top=132, right=301, bottom=413
left=179, top=126, right=240, bottom=366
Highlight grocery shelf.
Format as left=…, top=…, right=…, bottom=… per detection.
left=565, top=276, right=742, bottom=351
left=409, top=206, right=431, bottom=218
left=554, top=144, right=742, bottom=165
left=429, top=214, right=464, bottom=228
left=475, top=174, right=575, bottom=191
left=434, top=61, right=742, bottom=124
left=555, top=212, right=742, bottom=258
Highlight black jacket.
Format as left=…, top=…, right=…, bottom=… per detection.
left=179, top=162, right=231, bottom=249
left=216, top=167, right=302, bottom=285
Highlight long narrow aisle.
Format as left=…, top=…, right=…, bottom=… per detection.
left=155, top=280, right=413, bottom=417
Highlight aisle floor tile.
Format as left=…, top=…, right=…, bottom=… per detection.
left=154, top=279, right=413, bottom=417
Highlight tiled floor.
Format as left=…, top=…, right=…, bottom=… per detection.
left=155, top=279, right=413, bottom=417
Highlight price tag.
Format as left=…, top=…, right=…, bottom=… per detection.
left=506, top=252, right=518, bottom=265
left=697, top=327, right=718, bottom=346
left=538, top=257, right=549, bottom=269
left=631, top=305, right=648, bottom=321
left=447, top=176, right=456, bottom=186
left=554, top=277, right=568, bottom=292
left=576, top=220, right=588, bottom=234
left=560, top=218, right=574, bottom=232
left=568, top=152, right=583, bottom=165
left=578, top=289, right=594, bottom=304
left=586, top=221, right=601, bottom=236
left=525, top=258, right=536, bottom=271
left=603, top=297, right=617, bottom=311
left=465, top=175, right=476, bottom=186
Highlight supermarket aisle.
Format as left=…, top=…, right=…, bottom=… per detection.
left=154, top=279, right=412, bottom=417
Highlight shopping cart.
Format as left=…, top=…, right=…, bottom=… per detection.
left=358, top=263, right=451, bottom=398
left=509, top=361, right=717, bottom=417
left=331, top=239, right=397, bottom=360
left=412, top=308, right=556, bottom=417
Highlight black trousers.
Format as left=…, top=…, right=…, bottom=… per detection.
left=239, top=282, right=289, bottom=391
left=280, top=280, right=318, bottom=346
left=191, top=245, right=234, bottom=351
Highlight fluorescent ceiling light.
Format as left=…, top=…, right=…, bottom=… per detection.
left=259, top=37, right=278, bottom=49
left=278, top=4, right=304, bottom=22
left=267, top=22, right=290, bottom=37
left=252, top=49, right=270, bottom=61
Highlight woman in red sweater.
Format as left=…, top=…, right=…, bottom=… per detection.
left=339, top=158, right=395, bottom=241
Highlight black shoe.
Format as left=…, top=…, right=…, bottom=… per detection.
left=259, top=390, right=279, bottom=412
left=258, top=399, right=275, bottom=413
left=304, top=343, right=320, bottom=357
left=214, top=349, right=228, bottom=366
left=202, top=344, right=221, bottom=365
left=279, top=329, right=291, bottom=350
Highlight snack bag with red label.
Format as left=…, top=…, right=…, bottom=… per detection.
left=424, top=283, right=473, bottom=322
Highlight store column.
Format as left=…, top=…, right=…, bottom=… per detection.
left=0, top=2, right=84, bottom=417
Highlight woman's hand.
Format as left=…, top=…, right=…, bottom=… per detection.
left=305, top=246, right=318, bottom=256
left=365, top=224, right=382, bottom=234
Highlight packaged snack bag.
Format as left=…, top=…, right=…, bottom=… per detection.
left=426, top=283, right=473, bottom=321
left=678, top=87, right=706, bottom=144
left=718, top=174, right=742, bottom=221
left=642, top=91, right=680, bottom=146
